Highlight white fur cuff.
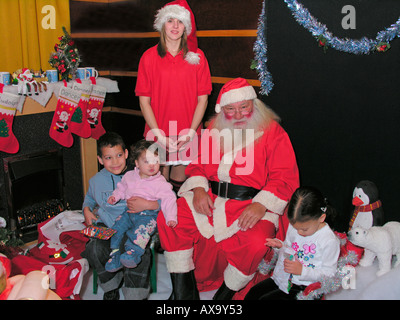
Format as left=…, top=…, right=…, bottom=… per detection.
left=164, top=248, right=195, bottom=273
left=261, top=211, right=280, bottom=229
left=178, top=176, right=209, bottom=196
left=253, top=190, right=288, bottom=215
left=224, top=263, right=255, bottom=291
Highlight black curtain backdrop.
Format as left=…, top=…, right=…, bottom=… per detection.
left=262, top=0, right=400, bottom=231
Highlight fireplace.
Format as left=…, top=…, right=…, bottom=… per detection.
left=3, top=148, right=69, bottom=242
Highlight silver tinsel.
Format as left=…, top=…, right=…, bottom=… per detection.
left=258, top=250, right=278, bottom=275
left=284, top=0, right=400, bottom=54
left=296, top=250, right=359, bottom=300
left=254, top=0, right=400, bottom=95
left=253, top=0, right=274, bottom=95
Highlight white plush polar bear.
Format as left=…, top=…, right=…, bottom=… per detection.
left=348, top=221, right=400, bottom=277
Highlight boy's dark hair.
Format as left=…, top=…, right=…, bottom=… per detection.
left=287, top=186, right=337, bottom=225
left=97, top=132, right=126, bottom=157
left=129, top=139, right=158, bottom=164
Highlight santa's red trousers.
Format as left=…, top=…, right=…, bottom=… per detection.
left=157, top=197, right=276, bottom=292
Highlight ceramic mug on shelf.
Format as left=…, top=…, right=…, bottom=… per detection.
left=0, top=72, right=11, bottom=85
left=76, top=67, right=87, bottom=80
left=46, top=70, right=58, bottom=83
left=85, top=67, right=98, bottom=79
left=76, top=67, right=98, bottom=80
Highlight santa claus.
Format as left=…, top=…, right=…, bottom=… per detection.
left=157, top=78, right=299, bottom=299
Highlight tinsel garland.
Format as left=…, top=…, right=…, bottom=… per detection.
left=253, top=0, right=400, bottom=95
left=253, top=0, right=273, bottom=95
left=296, top=250, right=359, bottom=300
left=258, top=249, right=278, bottom=275
left=284, top=0, right=400, bottom=54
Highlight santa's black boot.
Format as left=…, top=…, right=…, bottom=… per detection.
left=213, top=282, right=237, bottom=300
left=169, top=271, right=200, bottom=300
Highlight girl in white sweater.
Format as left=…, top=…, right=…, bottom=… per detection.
left=245, top=186, right=340, bottom=300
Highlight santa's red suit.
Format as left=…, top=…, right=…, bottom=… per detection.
left=157, top=119, right=299, bottom=293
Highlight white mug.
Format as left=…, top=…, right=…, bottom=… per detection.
left=85, top=67, right=98, bottom=79
left=46, top=70, right=58, bottom=83
left=0, top=72, right=11, bottom=85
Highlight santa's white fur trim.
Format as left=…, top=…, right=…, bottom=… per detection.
left=181, top=192, right=214, bottom=239
left=216, top=86, right=257, bottom=113
left=213, top=197, right=241, bottom=243
left=185, top=51, right=200, bottom=65
left=164, top=248, right=195, bottom=273
left=224, top=263, right=255, bottom=291
left=252, top=190, right=288, bottom=215
left=260, top=211, right=280, bottom=229
left=154, top=4, right=192, bottom=34
left=178, top=175, right=209, bottom=196
left=216, top=130, right=263, bottom=181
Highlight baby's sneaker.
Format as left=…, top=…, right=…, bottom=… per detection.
left=105, top=249, right=122, bottom=272
left=120, top=249, right=138, bottom=268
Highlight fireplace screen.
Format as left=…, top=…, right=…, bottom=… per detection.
left=3, top=149, right=67, bottom=242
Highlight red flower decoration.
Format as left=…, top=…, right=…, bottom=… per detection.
left=376, top=42, right=390, bottom=52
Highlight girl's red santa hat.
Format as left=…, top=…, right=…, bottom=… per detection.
left=215, top=78, right=258, bottom=113
left=154, top=0, right=200, bottom=64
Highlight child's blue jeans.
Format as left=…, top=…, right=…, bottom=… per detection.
left=110, top=209, right=159, bottom=265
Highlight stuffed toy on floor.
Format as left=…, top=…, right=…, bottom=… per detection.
left=348, top=221, right=400, bottom=277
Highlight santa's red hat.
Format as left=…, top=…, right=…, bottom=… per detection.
left=154, top=0, right=200, bottom=64
left=215, top=78, right=257, bottom=113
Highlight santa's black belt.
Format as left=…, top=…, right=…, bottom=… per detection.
left=210, top=181, right=260, bottom=201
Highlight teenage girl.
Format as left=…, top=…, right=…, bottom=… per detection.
left=135, top=0, right=212, bottom=193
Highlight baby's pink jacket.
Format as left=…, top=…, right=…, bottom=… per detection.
left=112, top=167, right=177, bottom=223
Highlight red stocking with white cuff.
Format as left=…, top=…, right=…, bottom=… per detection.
left=0, top=90, right=20, bottom=154
left=49, top=86, right=81, bottom=147
left=70, top=80, right=92, bottom=138
left=86, top=80, right=106, bottom=139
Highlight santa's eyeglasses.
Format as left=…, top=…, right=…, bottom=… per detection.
left=223, top=105, right=252, bottom=116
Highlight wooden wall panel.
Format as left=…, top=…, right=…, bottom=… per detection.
left=104, top=76, right=139, bottom=110
left=76, top=36, right=257, bottom=79
left=70, top=0, right=163, bottom=32
left=70, top=0, right=262, bottom=32
left=199, top=38, right=258, bottom=79
left=69, top=0, right=263, bottom=127
left=191, top=1, right=262, bottom=30
left=75, top=38, right=158, bottom=70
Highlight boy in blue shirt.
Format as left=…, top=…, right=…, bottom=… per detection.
left=81, top=132, right=159, bottom=300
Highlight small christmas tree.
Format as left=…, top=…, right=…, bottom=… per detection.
left=0, top=119, right=9, bottom=138
left=71, top=106, right=83, bottom=123
left=49, top=26, right=81, bottom=81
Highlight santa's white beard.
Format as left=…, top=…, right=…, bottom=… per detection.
left=210, top=112, right=261, bottom=154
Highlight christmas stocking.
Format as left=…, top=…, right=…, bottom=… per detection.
left=49, top=86, right=81, bottom=147
left=87, top=83, right=106, bottom=139
left=0, top=91, right=20, bottom=154
left=70, top=80, right=92, bottom=138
